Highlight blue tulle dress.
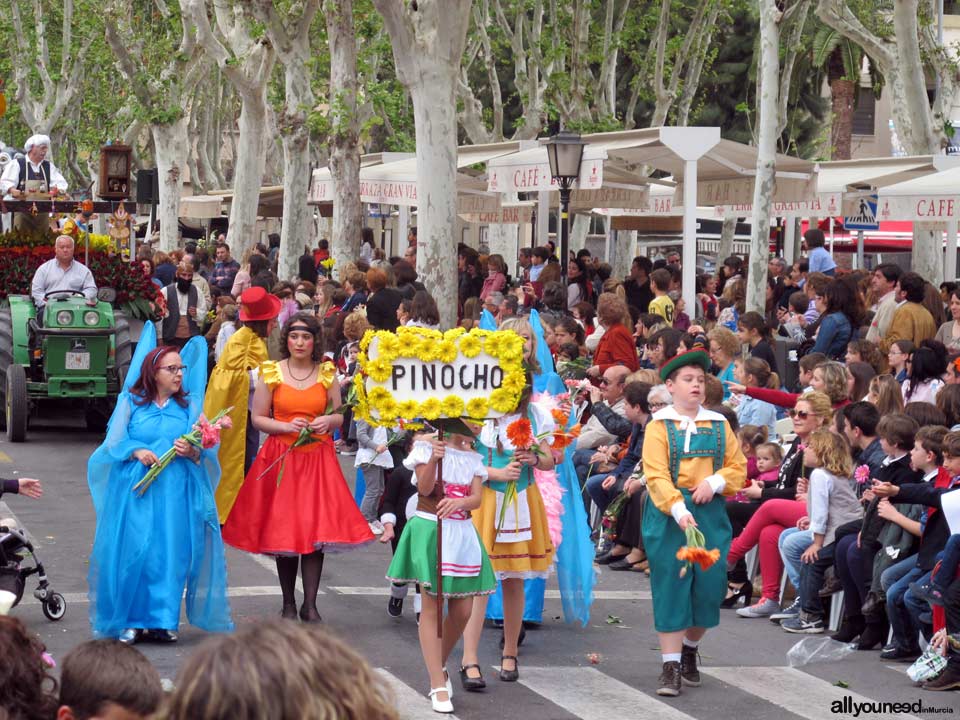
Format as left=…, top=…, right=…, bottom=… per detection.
left=483, top=309, right=596, bottom=627
left=87, top=324, right=233, bottom=638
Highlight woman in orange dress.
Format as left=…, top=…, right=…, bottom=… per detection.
left=222, top=313, right=374, bottom=622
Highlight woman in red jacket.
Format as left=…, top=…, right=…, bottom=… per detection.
left=587, top=293, right=640, bottom=376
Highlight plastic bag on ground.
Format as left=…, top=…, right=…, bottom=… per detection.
left=787, top=637, right=858, bottom=667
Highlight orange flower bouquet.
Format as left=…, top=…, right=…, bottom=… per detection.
left=499, top=418, right=535, bottom=532
left=675, top=525, right=721, bottom=578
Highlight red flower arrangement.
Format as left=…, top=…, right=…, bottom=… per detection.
left=0, top=241, right=162, bottom=320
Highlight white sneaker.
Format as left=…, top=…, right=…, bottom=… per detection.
left=428, top=687, right=453, bottom=714
left=368, top=520, right=384, bottom=535
left=737, top=597, right=780, bottom=618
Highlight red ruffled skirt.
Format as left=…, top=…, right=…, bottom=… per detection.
left=222, top=435, right=374, bottom=555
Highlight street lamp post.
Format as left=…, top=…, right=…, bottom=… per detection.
left=379, top=203, right=389, bottom=251
left=543, top=130, right=586, bottom=287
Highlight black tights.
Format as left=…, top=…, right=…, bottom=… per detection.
left=276, top=550, right=325, bottom=621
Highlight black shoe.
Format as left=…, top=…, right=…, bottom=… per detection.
left=459, top=664, right=486, bottom=692
left=923, top=664, right=960, bottom=691
left=657, top=661, right=682, bottom=697
left=144, top=629, right=178, bottom=643
left=857, top=622, right=887, bottom=651
left=909, top=581, right=946, bottom=607
left=387, top=596, right=403, bottom=618
left=720, top=583, right=752, bottom=609
left=280, top=603, right=298, bottom=620
left=499, top=627, right=526, bottom=649
left=596, top=551, right=626, bottom=565
left=680, top=645, right=701, bottom=687
left=299, top=606, right=322, bottom=624
left=831, top=615, right=866, bottom=643
left=879, top=645, right=922, bottom=662
left=499, top=655, right=519, bottom=682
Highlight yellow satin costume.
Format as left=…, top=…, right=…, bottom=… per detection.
left=204, top=326, right=269, bottom=523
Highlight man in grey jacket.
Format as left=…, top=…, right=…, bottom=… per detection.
left=571, top=365, right=631, bottom=488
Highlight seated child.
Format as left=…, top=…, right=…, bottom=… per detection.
left=57, top=639, right=163, bottom=720
left=911, top=533, right=959, bottom=607
left=734, top=358, right=780, bottom=439
left=733, top=425, right=768, bottom=503
left=754, top=442, right=783, bottom=485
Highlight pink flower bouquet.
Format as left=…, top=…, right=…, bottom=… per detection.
left=133, top=408, right=233, bottom=496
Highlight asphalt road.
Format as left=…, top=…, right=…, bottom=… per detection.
left=1, top=415, right=954, bottom=720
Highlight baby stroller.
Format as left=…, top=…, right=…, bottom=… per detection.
left=0, top=521, right=66, bottom=620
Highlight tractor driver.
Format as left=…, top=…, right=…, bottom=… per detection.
left=31, top=235, right=98, bottom=318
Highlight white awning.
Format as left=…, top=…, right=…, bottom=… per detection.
left=878, top=164, right=960, bottom=221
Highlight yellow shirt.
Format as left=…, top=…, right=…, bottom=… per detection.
left=641, top=408, right=746, bottom=518
left=648, top=294, right=675, bottom=327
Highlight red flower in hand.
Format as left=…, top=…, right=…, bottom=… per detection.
left=506, top=417, right=534, bottom=450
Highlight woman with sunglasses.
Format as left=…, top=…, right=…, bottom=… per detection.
left=87, top=324, right=233, bottom=645
left=722, top=392, right=834, bottom=616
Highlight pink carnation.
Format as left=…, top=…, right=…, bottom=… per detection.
left=854, top=464, right=871, bottom=485
left=200, top=423, right=220, bottom=449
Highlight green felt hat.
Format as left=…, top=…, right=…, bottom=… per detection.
left=659, top=349, right=712, bottom=382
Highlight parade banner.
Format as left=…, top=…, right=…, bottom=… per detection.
left=355, top=327, right=526, bottom=427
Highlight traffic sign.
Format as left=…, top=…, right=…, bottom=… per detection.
left=844, top=193, right=879, bottom=230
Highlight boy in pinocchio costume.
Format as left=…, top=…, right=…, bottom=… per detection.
left=641, top=350, right=746, bottom=697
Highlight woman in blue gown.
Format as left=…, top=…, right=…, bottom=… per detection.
left=87, top=324, right=232, bottom=643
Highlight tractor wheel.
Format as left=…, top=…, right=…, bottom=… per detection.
left=0, top=308, right=14, bottom=431
left=6, top=363, right=28, bottom=442
left=113, top=310, right=132, bottom=388
left=84, top=405, right=110, bottom=433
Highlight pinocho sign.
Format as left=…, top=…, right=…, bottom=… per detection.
left=355, top=327, right=526, bottom=427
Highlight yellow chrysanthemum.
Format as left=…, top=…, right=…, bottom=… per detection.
left=376, top=333, right=401, bottom=362
left=420, top=398, right=442, bottom=420
left=376, top=397, right=399, bottom=421
left=490, top=388, right=519, bottom=413
left=501, top=371, right=527, bottom=393
left=441, top=395, right=464, bottom=418
left=484, top=333, right=503, bottom=358
left=366, top=357, right=393, bottom=383
left=398, top=399, right=420, bottom=419
left=359, top=330, right=374, bottom=352
left=443, top=327, right=466, bottom=342
left=366, top=386, right=389, bottom=404
left=436, top=340, right=458, bottom=364
left=459, top=334, right=482, bottom=358
left=357, top=351, right=368, bottom=367
left=417, top=339, right=437, bottom=362
left=466, top=397, right=489, bottom=419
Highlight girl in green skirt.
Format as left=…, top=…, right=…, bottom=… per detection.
left=386, top=431, right=495, bottom=714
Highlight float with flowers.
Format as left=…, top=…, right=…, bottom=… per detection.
left=0, top=226, right=163, bottom=441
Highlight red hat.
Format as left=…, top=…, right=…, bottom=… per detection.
left=238, top=286, right=281, bottom=322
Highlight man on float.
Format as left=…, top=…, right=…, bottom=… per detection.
left=31, top=234, right=98, bottom=321
left=0, top=134, right=68, bottom=233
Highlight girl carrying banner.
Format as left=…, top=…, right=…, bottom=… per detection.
left=386, top=429, right=496, bottom=714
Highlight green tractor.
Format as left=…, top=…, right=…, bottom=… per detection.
left=0, top=292, right=132, bottom=441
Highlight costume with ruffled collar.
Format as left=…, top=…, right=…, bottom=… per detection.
left=641, top=403, right=746, bottom=632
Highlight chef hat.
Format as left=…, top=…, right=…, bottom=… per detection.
left=24, top=134, right=51, bottom=151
